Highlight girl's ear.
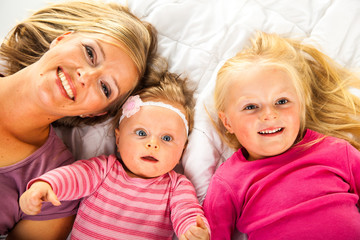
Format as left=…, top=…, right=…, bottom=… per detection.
left=218, top=111, right=234, bottom=134
left=50, top=31, right=73, bottom=48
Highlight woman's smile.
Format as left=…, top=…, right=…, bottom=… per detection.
left=56, top=67, right=76, bottom=101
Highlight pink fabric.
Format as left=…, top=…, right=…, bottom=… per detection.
left=203, top=129, right=360, bottom=240
left=0, top=126, right=78, bottom=235
left=30, top=154, right=208, bottom=239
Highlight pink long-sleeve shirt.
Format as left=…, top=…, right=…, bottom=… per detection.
left=29, top=154, right=208, bottom=239
left=203, top=129, right=360, bottom=240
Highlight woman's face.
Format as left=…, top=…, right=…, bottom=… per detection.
left=31, top=32, right=139, bottom=117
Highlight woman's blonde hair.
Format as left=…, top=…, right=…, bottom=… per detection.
left=214, top=31, right=360, bottom=151
left=0, top=0, right=159, bottom=126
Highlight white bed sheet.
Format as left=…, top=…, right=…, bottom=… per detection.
left=62, top=0, right=360, bottom=202
left=58, top=1, right=360, bottom=238
left=3, top=0, right=360, bottom=239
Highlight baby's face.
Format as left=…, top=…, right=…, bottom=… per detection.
left=219, top=67, right=301, bottom=160
left=115, top=104, right=188, bottom=178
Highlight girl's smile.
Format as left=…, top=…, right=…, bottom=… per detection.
left=258, top=127, right=284, bottom=135
left=219, top=67, right=301, bottom=161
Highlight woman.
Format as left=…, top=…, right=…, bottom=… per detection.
left=0, top=0, right=158, bottom=239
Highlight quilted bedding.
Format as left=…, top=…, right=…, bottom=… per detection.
left=64, top=0, right=360, bottom=203
left=62, top=0, right=360, bottom=209
left=5, top=0, right=360, bottom=239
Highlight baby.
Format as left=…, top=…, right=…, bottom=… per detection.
left=20, top=70, right=210, bottom=240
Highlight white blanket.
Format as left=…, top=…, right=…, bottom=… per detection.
left=65, top=0, right=360, bottom=201
left=5, top=0, right=360, bottom=239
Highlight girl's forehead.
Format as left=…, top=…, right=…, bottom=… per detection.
left=224, top=67, right=298, bottom=100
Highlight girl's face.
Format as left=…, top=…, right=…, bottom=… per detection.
left=115, top=103, right=188, bottom=179
left=219, top=67, right=301, bottom=161
left=31, top=32, right=138, bottom=117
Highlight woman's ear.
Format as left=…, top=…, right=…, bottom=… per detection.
left=50, top=31, right=73, bottom=48
left=94, top=111, right=107, bottom=117
left=79, top=111, right=108, bottom=118
left=218, top=111, right=234, bottom=134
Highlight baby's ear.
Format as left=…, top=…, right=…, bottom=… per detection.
left=114, top=128, right=120, bottom=146
left=49, top=31, right=73, bottom=48
left=218, top=111, right=234, bottom=134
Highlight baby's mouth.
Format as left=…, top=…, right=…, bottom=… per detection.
left=57, top=67, right=74, bottom=100
left=258, top=127, right=284, bottom=135
left=141, top=156, right=159, bottom=162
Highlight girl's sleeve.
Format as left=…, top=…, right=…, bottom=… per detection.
left=346, top=143, right=360, bottom=207
left=27, top=155, right=116, bottom=200
left=203, top=175, right=238, bottom=240
left=169, top=175, right=210, bottom=237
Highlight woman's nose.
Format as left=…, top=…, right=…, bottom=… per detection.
left=145, top=138, right=159, bottom=150
left=77, top=68, right=100, bottom=87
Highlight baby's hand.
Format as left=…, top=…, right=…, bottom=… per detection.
left=19, top=181, right=61, bottom=215
left=180, top=215, right=210, bottom=240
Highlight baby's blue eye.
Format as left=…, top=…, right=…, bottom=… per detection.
left=244, top=105, right=257, bottom=110
left=135, top=130, right=147, bottom=137
left=276, top=99, right=288, bottom=105
left=162, top=135, right=172, bottom=142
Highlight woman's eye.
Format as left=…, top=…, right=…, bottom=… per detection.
left=276, top=99, right=288, bottom=105
left=84, top=45, right=95, bottom=63
left=161, top=135, right=172, bottom=142
left=101, top=81, right=111, bottom=98
left=244, top=104, right=257, bottom=110
left=135, top=130, right=147, bottom=137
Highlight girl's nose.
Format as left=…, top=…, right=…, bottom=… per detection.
left=145, top=138, right=159, bottom=150
left=261, top=106, right=278, bottom=121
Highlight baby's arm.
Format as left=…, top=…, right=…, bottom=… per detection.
left=170, top=174, right=211, bottom=238
left=180, top=215, right=210, bottom=240
left=19, top=181, right=61, bottom=215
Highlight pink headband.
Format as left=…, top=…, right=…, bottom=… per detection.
left=119, top=95, right=189, bottom=135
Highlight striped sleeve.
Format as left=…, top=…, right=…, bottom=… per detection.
left=169, top=173, right=210, bottom=236
left=27, top=155, right=116, bottom=200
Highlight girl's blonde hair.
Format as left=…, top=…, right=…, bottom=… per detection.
left=0, top=0, right=158, bottom=126
left=214, top=31, right=360, bottom=151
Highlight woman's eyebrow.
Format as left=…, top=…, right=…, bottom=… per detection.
left=95, top=39, right=106, bottom=61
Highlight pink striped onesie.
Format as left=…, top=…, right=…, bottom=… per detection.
left=28, top=154, right=208, bottom=239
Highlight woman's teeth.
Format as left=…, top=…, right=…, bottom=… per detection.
left=58, top=69, right=74, bottom=100
left=259, top=128, right=283, bottom=134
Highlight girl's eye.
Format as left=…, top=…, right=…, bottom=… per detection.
left=244, top=104, right=257, bottom=110
left=84, top=45, right=95, bottom=64
left=276, top=99, right=288, bottom=105
left=101, top=81, right=111, bottom=98
left=161, top=135, right=172, bottom=142
left=135, top=130, right=147, bottom=137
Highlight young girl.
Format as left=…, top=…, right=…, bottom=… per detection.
left=19, top=70, right=210, bottom=240
left=203, top=31, right=360, bottom=239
